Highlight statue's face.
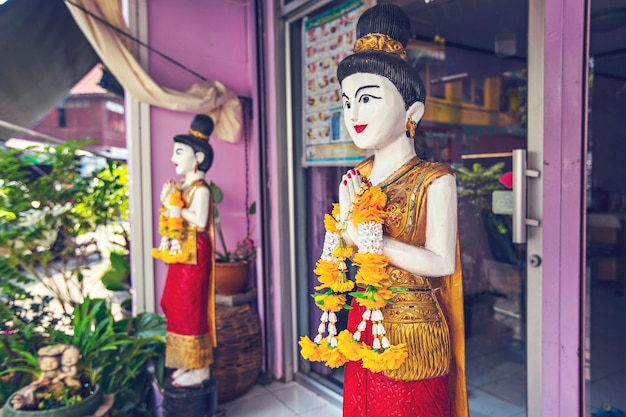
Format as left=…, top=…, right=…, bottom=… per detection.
left=172, top=142, right=197, bottom=175
left=62, top=348, right=80, bottom=366
left=341, top=73, right=407, bottom=150
left=39, top=356, right=58, bottom=372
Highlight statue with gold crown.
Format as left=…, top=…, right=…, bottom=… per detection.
left=299, top=4, right=469, bottom=416
left=152, top=114, right=217, bottom=394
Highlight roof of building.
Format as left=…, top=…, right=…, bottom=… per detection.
left=70, top=64, right=108, bottom=95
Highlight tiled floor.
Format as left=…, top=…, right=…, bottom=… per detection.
left=219, top=382, right=341, bottom=417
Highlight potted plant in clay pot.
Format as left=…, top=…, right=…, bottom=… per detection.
left=209, top=181, right=256, bottom=295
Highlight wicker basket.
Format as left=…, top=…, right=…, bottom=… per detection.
left=213, top=303, right=262, bottom=403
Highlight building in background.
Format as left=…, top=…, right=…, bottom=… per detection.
left=28, top=64, right=127, bottom=161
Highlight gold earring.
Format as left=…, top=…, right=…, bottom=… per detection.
left=193, top=162, right=198, bottom=173
left=406, top=118, right=417, bottom=138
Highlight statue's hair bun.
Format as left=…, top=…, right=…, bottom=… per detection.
left=355, top=4, right=411, bottom=48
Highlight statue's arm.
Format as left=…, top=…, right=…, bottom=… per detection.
left=181, top=187, right=210, bottom=229
left=382, top=174, right=457, bottom=277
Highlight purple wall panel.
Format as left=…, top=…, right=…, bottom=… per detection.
left=542, top=0, right=585, bottom=414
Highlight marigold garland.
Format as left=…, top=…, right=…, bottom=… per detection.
left=299, top=178, right=408, bottom=373
left=152, top=183, right=191, bottom=264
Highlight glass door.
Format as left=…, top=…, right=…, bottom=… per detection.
left=584, top=0, right=626, bottom=415
left=395, top=2, right=532, bottom=416
left=288, top=0, right=540, bottom=415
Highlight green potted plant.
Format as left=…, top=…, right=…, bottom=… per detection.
left=0, top=297, right=165, bottom=417
left=209, top=181, right=256, bottom=295
left=0, top=142, right=161, bottom=415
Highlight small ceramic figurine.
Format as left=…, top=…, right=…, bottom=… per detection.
left=9, top=344, right=68, bottom=410
left=299, top=4, right=468, bottom=417
left=52, top=345, right=82, bottom=389
left=35, top=344, right=64, bottom=386
left=153, top=114, right=217, bottom=387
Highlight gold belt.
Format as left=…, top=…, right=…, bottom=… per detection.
left=386, top=266, right=442, bottom=290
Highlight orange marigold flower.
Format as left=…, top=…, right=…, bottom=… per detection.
left=169, top=191, right=185, bottom=208
left=330, top=279, right=355, bottom=293
left=379, top=344, right=408, bottom=370
left=332, top=244, right=353, bottom=259
left=337, top=330, right=363, bottom=361
left=332, top=203, right=340, bottom=221
left=322, top=347, right=349, bottom=368
left=163, top=251, right=190, bottom=264
left=299, top=336, right=322, bottom=362
left=353, top=253, right=388, bottom=268
left=353, top=187, right=387, bottom=224
left=169, top=217, right=183, bottom=226
left=313, top=260, right=339, bottom=290
left=324, top=213, right=339, bottom=233
left=159, top=215, right=169, bottom=234
left=314, top=292, right=346, bottom=312
left=354, top=289, right=388, bottom=309
left=352, top=253, right=389, bottom=288
left=317, top=338, right=331, bottom=356
left=151, top=248, right=164, bottom=260
left=355, top=266, right=388, bottom=287
left=361, top=348, right=387, bottom=373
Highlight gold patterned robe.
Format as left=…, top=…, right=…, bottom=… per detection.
left=345, top=156, right=468, bottom=417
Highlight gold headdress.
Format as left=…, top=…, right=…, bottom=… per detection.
left=353, top=33, right=407, bottom=60
left=189, top=129, right=210, bottom=141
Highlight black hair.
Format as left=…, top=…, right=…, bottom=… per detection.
left=173, top=114, right=214, bottom=172
left=337, top=4, right=425, bottom=109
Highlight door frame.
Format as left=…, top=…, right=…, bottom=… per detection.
left=529, top=0, right=587, bottom=416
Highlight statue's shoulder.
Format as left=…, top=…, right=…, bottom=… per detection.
left=419, top=161, right=454, bottom=177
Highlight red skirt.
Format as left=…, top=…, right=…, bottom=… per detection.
left=160, top=232, right=212, bottom=336
left=343, top=300, right=451, bottom=417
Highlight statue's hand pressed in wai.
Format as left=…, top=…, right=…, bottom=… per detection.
left=338, top=168, right=363, bottom=245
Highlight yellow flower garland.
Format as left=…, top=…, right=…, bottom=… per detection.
left=152, top=186, right=191, bottom=264
left=298, top=181, right=408, bottom=372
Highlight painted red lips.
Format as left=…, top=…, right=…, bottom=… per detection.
left=354, top=124, right=367, bottom=133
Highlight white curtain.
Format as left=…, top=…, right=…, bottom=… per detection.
left=65, top=0, right=242, bottom=143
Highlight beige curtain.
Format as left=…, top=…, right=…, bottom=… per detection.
left=65, top=0, right=242, bottom=143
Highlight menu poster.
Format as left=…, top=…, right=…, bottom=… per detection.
left=302, top=0, right=368, bottom=167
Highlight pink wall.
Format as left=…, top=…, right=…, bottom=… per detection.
left=144, top=0, right=260, bottom=339
left=141, top=0, right=289, bottom=381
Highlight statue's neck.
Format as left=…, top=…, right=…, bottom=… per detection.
left=369, top=138, right=416, bottom=185
left=182, top=171, right=205, bottom=188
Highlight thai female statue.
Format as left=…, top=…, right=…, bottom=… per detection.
left=299, top=4, right=468, bottom=416
left=153, top=114, right=217, bottom=387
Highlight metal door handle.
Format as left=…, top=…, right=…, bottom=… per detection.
left=512, top=149, right=540, bottom=243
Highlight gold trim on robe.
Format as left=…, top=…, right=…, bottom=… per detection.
left=165, top=332, right=214, bottom=369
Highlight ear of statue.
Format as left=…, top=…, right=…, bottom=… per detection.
left=406, top=101, right=425, bottom=124
left=195, top=152, right=206, bottom=165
